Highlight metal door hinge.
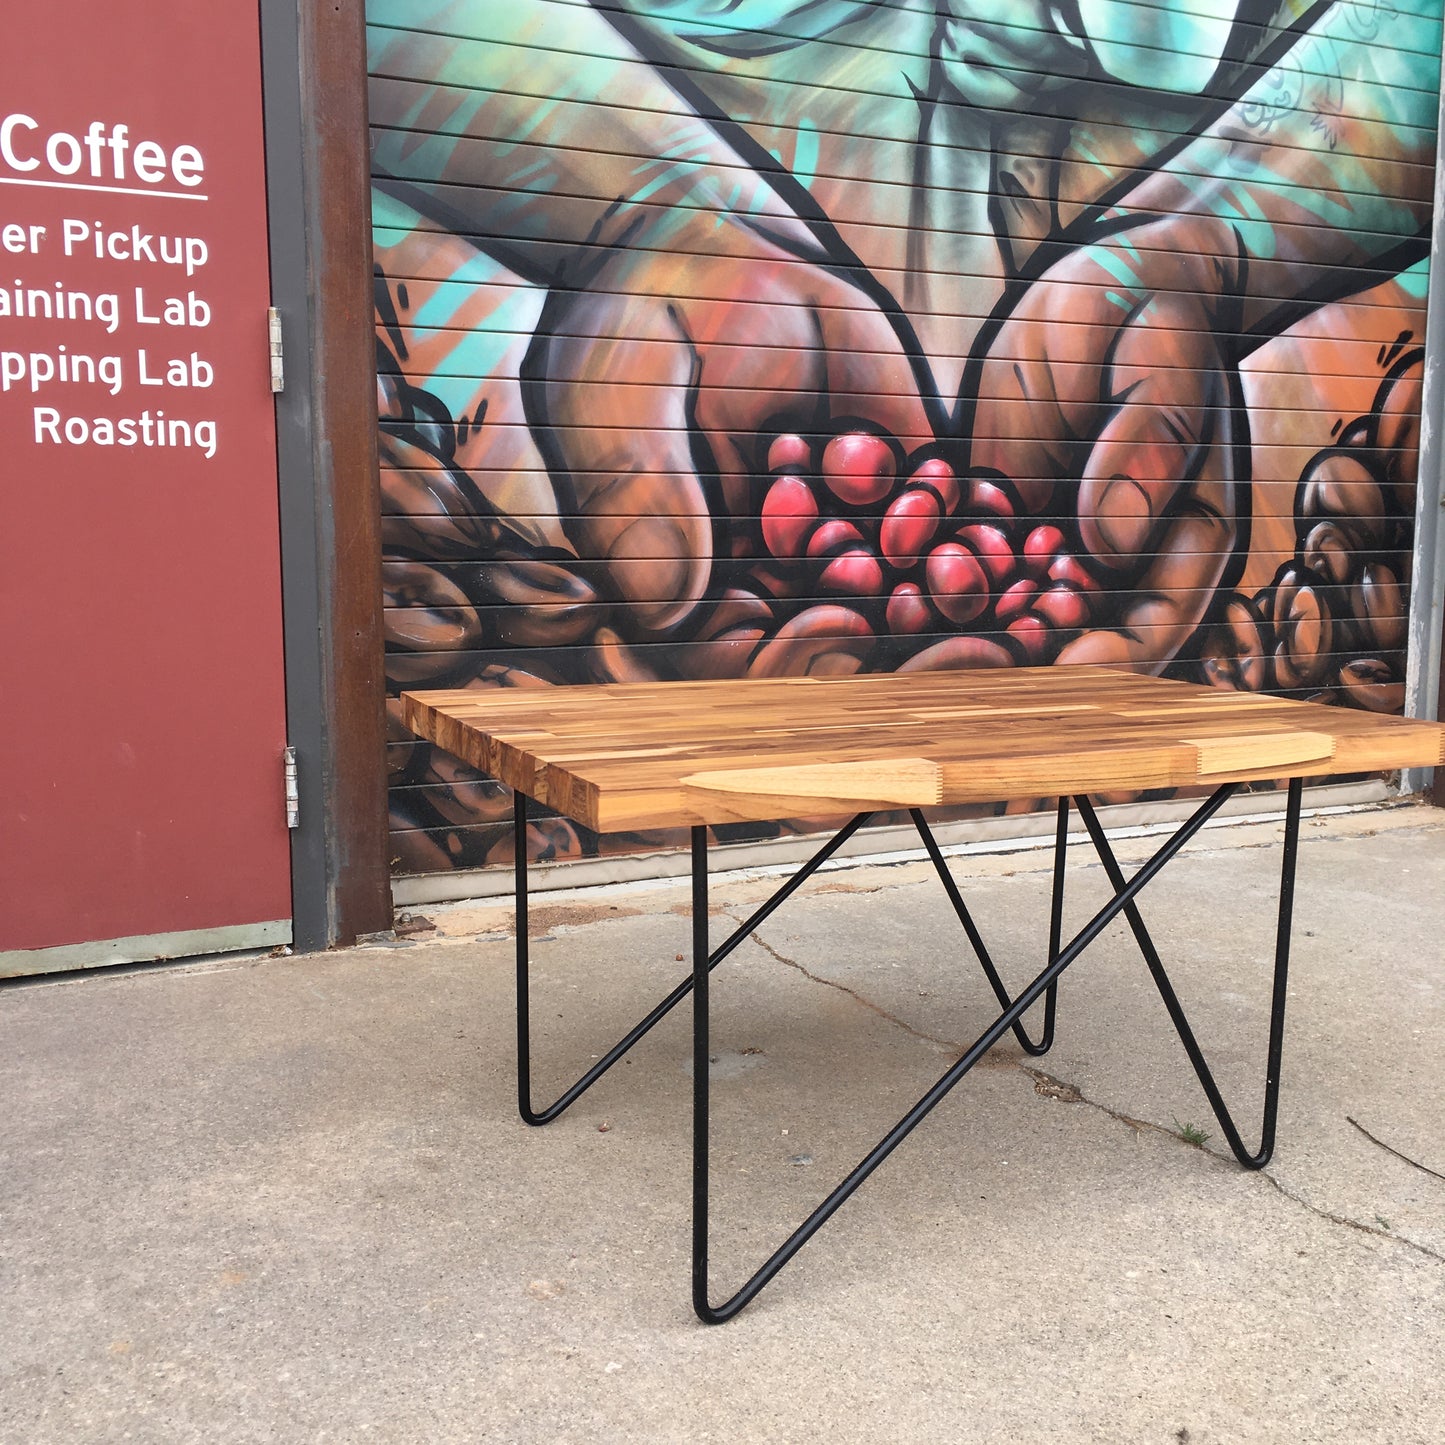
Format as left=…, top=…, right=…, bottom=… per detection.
left=284, top=745, right=300, bottom=829
left=268, top=306, right=284, bottom=393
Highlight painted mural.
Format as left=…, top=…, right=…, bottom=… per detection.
left=367, top=0, right=1440, bottom=873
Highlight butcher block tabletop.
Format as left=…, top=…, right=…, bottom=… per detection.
left=402, top=667, right=1445, bottom=833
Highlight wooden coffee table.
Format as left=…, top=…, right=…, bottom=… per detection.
left=404, top=667, right=1445, bottom=1322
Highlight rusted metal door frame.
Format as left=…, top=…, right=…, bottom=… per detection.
left=262, top=0, right=392, bottom=948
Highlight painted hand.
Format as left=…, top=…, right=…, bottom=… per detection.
left=522, top=230, right=934, bottom=639
left=969, top=216, right=1246, bottom=672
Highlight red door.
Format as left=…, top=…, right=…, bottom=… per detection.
left=1, top=1, right=291, bottom=972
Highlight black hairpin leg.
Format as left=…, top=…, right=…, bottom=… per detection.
left=1071, top=776, right=1303, bottom=1168
left=909, top=798, right=1069, bottom=1056
left=692, top=783, right=1247, bottom=1323
left=517, top=778, right=1303, bottom=1322
left=515, top=788, right=1068, bottom=1124
left=513, top=790, right=874, bottom=1125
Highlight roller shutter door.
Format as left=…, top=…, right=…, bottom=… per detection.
left=366, top=0, right=1442, bottom=877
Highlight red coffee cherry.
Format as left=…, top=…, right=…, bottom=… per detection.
left=925, top=542, right=989, bottom=625
left=1046, top=554, right=1100, bottom=593
left=995, top=578, right=1039, bottom=622
left=967, top=478, right=1015, bottom=518
left=767, top=432, right=812, bottom=473
left=880, top=488, right=944, bottom=568
left=1034, top=585, right=1088, bottom=631
left=906, top=457, right=961, bottom=513
left=1006, top=613, right=1050, bottom=661
left=820, top=548, right=885, bottom=596
left=821, top=432, right=896, bottom=506
left=806, top=518, right=865, bottom=559
left=886, top=582, right=933, bottom=634
left=761, top=474, right=819, bottom=559
left=1023, top=525, right=1067, bottom=564
left=956, top=524, right=1014, bottom=587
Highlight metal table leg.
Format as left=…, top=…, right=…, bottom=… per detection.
left=513, top=795, right=1065, bottom=1123
left=691, top=780, right=1303, bottom=1323
left=1071, top=777, right=1303, bottom=1167
left=513, top=791, right=873, bottom=1125
left=513, top=780, right=1305, bottom=1323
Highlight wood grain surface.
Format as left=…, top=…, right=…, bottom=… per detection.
left=402, top=668, right=1445, bottom=832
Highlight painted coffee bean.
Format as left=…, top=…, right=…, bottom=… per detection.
left=1302, top=522, right=1355, bottom=588
left=1339, top=658, right=1405, bottom=713
left=1200, top=595, right=1270, bottom=692
left=384, top=561, right=484, bottom=652
left=880, top=487, right=944, bottom=568
left=1354, top=563, right=1406, bottom=653
left=424, top=750, right=508, bottom=829
left=886, top=582, right=933, bottom=634
left=747, top=605, right=874, bottom=678
left=897, top=636, right=1012, bottom=671
left=761, top=474, right=819, bottom=559
left=692, top=588, right=775, bottom=643
left=1271, top=575, right=1332, bottom=689
left=821, top=431, right=896, bottom=506
left=1375, top=358, right=1423, bottom=486
left=386, top=650, right=469, bottom=687
left=593, top=625, right=669, bottom=685
left=1300, top=453, right=1384, bottom=523
left=925, top=542, right=989, bottom=625
left=1299, top=456, right=1386, bottom=550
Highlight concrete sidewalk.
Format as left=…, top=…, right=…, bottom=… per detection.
left=2, top=804, right=1443, bottom=1444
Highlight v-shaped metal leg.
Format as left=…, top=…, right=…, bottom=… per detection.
left=909, top=799, right=1069, bottom=1056
left=512, top=791, right=874, bottom=1125
left=514, top=792, right=1069, bottom=1121
left=512, top=777, right=1303, bottom=1322
left=1070, top=777, right=1303, bottom=1168
left=691, top=783, right=1249, bottom=1323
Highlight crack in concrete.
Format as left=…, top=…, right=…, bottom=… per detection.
left=1346, top=1115, right=1445, bottom=1184
left=744, top=913, right=1445, bottom=1266
left=1024, top=1071, right=1445, bottom=1264
left=740, top=923, right=966, bottom=1055
left=1017, top=1064, right=1209, bottom=1147
left=1259, top=1172, right=1445, bottom=1264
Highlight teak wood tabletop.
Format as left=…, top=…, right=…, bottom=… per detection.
left=402, top=667, right=1445, bottom=833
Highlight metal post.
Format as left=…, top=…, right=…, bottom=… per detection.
left=691, top=826, right=712, bottom=1321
